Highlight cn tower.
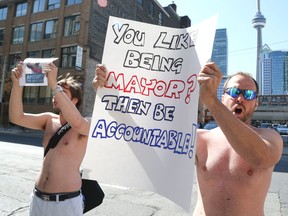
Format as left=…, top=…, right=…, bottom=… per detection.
left=252, top=0, right=266, bottom=94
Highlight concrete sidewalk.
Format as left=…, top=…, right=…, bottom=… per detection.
left=0, top=139, right=287, bottom=216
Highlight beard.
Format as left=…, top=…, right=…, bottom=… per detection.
left=238, top=110, right=254, bottom=124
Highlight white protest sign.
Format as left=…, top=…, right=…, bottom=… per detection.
left=20, top=58, right=58, bottom=86
left=82, top=15, right=217, bottom=211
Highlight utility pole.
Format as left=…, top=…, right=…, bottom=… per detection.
left=0, top=56, right=7, bottom=126
left=0, top=56, right=7, bottom=103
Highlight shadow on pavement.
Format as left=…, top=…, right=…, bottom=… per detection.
left=0, top=131, right=43, bottom=147
left=273, top=155, right=288, bottom=173
left=1, top=131, right=287, bottom=173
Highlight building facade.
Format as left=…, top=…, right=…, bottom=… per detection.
left=260, top=44, right=288, bottom=95
left=0, top=0, right=190, bottom=126
left=211, top=28, right=228, bottom=100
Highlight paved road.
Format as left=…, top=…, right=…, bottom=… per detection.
left=0, top=131, right=287, bottom=216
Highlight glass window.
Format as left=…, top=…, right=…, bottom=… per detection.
left=9, top=54, right=22, bottom=70
left=12, top=26, right=25, bottom=44
left=63, top=15, right=80, bottom=36
left=0, top=29, right=4, bottom=46
left=30, top=22, right=43, bottom=42
left=0, top=7, right=8, bottom=20
left=66, top=0, right=82, bottom=6
left=23, top=86, right=51, bottom=104
left=27, top=51, right=40, bottom=58
left=158, top=12, right=163, bottom=25
left=38, top=86, right=52, bottom=103
left=137, top=0, right=143, bottom=7
left=148, top=1, right=154, bottom=16
left=61, top=46, right=77, bottom=68
left=15, top=2, right=28, bottom=17
left=23, top=87, right=37, bottom=103
left=42, top=49, right=55, bottom=58
left=48, top=0, right=60, bottom=10
left=44, top=19, right=58, bottom=39
left=33, top=0, right=45, bottom=13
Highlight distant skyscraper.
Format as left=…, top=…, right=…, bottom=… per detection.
left=260, top=46, right=288, bottom=95
left=260, top=44, right=272, bottom=95
left=211, top=28, right=228, bottom=76
left=211, top=28, right=228, bottom=99
left=252, top=0, right=266, bottom=94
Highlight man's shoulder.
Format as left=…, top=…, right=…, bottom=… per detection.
left=36, top=111, right=59, bottom=118
left=252, top=125, right=279, bottom=135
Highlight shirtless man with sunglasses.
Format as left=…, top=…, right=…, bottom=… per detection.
left=194, top=62, right=283, bottom=216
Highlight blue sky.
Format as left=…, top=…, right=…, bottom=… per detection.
left=157, top=0, right=288, bottom=78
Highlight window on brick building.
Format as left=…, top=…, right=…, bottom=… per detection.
left=23, top=87, right=37, bottom=103
left=38, top=86, right=52, bottom=103
left=48, top=0, right=60, bottom=10
left=148, top=1, right=154, bottom=17
left=66, top=0, right=82, bottom=5
left=23, top=86, right=52, bottom=104
left=9, top=54, right=22, bottom=71
left=30, top=22, right=43, bottom=42
left=23, top=86, right=51, bottom=104
left=15, top=2, right=28, bottom=17
left=42, top=49, right=55, bottom=58
left=33, top=0, right=45, bottom=13
left=63, top=15, right=80, bottom=36
left=0, top=7, right=8, bottom=20
left=27, top=51, right=40, bottom=58
left=137, top=0, right=143, bottom=7
left=12, top=26, right=25, bottom=44
left=0, top=29, right=4, bottom=46
left=158, top=12, right=163, bottom=25
left=61, top=46, right=77, bottom=68
left=44, top=19, right=58, bottom=39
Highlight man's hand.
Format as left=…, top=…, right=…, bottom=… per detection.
left=11, top=62, right=23, bottom=86
left=93, top=64, right=107, bottom=89
left=44, top=63, right=58, bottom=91
left=197, top=62, right=223, bottom=107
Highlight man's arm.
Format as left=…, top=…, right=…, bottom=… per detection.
left=197, top=62, right=283, bottom=168
left=9, top=63, right=51, bottom=130
left=44, top=63, right=107, bottom=136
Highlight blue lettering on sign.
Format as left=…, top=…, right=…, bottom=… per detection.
left=91, top=119, right=197, bottom=159
left=26, top=74, right=45, bottom=83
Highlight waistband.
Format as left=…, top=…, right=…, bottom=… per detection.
left=34, top=188, right=81, bottom=202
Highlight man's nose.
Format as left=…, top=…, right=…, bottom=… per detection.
left=236, top=94, right=245, bottom=103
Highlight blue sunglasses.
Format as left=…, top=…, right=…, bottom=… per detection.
left=224, top=87, right=257, bottom=100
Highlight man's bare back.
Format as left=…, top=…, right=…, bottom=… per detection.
left=194, top=127, right=274, bottom=216
left=35, top=116, right=88, bottom=193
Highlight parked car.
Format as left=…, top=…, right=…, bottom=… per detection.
left=276, top=125, right=288, bottom=135
left=203, top=121, right=218, bottom=130
left=260, top=122, right=272, bottom=128
left=272, top=123, right=279, bottom=131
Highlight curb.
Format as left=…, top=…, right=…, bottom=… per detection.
left=0, top=127, right=43, bottom=138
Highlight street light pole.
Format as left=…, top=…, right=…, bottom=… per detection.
left=0, top=56, right=7, bottom=103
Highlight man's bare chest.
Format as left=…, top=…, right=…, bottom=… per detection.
left=197, top=143, right=255, bottom=179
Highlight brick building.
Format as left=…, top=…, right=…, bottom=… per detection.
left=0, top=0, right=190, bottom=126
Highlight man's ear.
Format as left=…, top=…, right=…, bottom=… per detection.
left=254, top=98, right=259, bottom=110
left=72, top=98, right=78, bottom=106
